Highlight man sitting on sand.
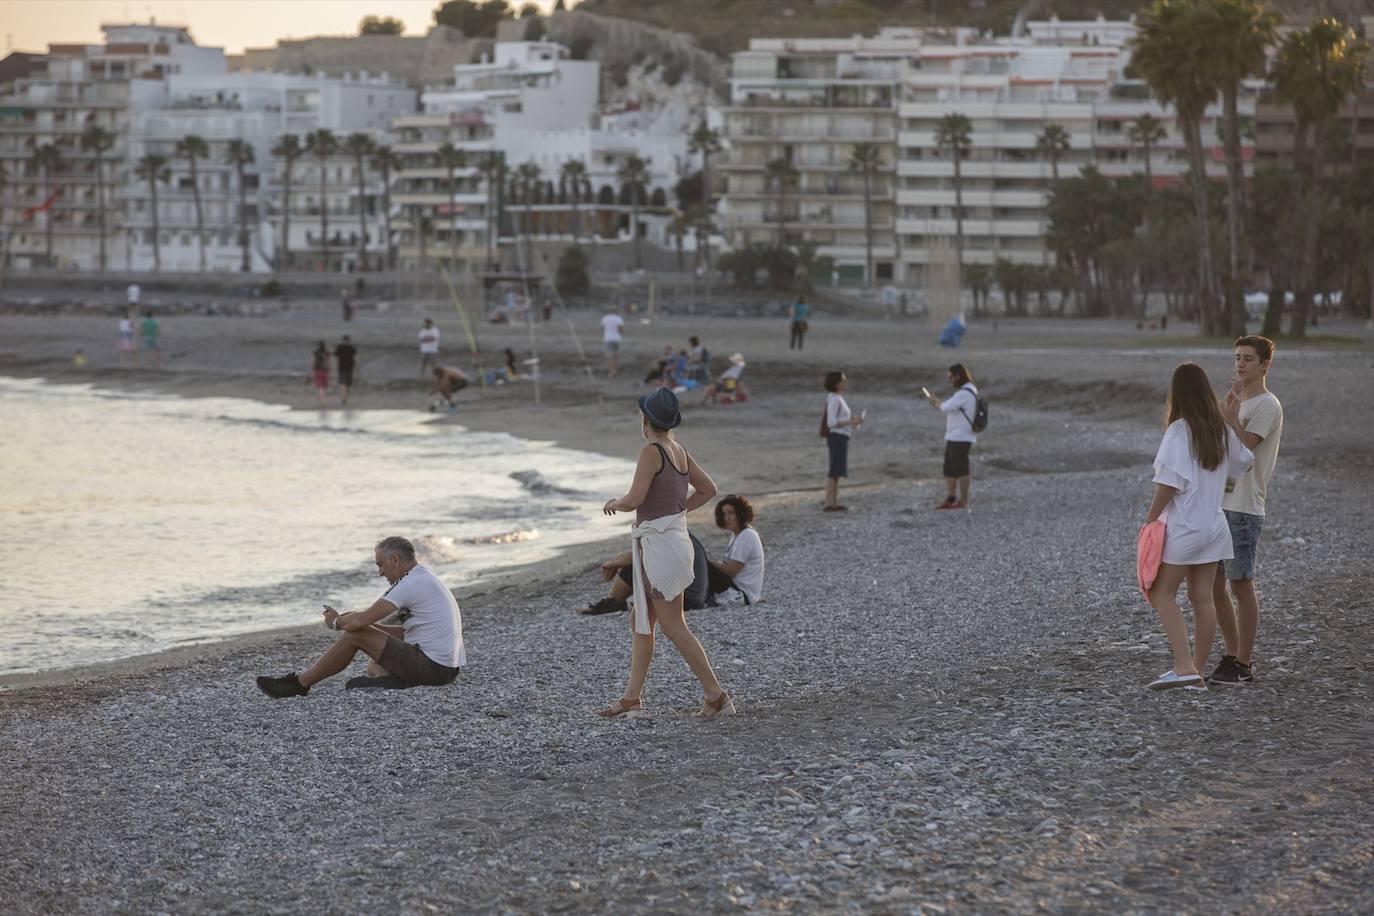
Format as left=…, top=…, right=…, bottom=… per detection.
left=430, top=365, right=468, bottom=411
left=582, top=531, right=710, bottom=615
left=256, top=536, right=465, bottom=697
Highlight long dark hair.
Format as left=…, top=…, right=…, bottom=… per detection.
left=948, top=363, right=972, bottom=387
left=1165, top=362, right=1227, bottom=471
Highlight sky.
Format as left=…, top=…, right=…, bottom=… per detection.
left=1, top=0, right=563, bottom=56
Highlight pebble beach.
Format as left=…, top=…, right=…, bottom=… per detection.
left=2, top=305, right=1372, bottom=913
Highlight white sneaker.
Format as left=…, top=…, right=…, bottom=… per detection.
left=1148, top=670, right=1204, bottom=691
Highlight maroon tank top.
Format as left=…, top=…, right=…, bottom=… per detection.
left=636, top=442, right=689, bottom=523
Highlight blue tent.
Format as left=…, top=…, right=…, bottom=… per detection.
left=937, top=315, right=966, bottom=347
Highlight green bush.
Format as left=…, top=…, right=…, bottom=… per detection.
left=556, top=246, right=590, bottom=298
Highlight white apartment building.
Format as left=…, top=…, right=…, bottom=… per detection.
left=393, top=42, right=689, bottom=271
left=0, top=23, right=417, bottom=273
left=720, top=21, right=1258, bottom=288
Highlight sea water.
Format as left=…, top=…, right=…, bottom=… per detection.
left=0, top=377, right=635, bottom=676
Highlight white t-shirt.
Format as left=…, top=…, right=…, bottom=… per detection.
left=1153, top=420, right=1254, bottom=566
left=419, top=326, right=440, bottom=355
left=126, top=284, right=140, bottom=305
left=940, top=385, right=978, bottom=443
left=724, top=526, right=765, bottom=604
left=118, top=318, right=133, bottom=335
left=379, top=564, right=465, bottom=668
left=826, top=392, right=852, bottom=438
left=601, top=314, right=624, bottom=343
left=1222, top=391, right=1283, bottom=518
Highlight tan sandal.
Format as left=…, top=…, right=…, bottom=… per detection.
left=694, top=691, right=736, bottom=719
left=597, top=698, right=645, bottom=719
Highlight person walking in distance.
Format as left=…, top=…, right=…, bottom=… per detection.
left=1143, top=362, right=1254, bottom=691
left=418, top=318, right=440, bottom=377
left=790, top=295, right=809, bottom=350
left=1209, top=336, right=1283, bottom=685
left=925, top=363, right=978, bottom=509
left=597, top=387, right=735, bottom=720
left=601, top=306, right=625, bottom=379
left=822, top=370, right=864, bottom=512
left=335, top=335, right=358, bottom=406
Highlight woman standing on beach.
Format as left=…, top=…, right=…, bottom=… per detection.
left=310, top=340, right=330, bottom=406
left=823, top=371, right=863, bottom=512
left=1144, top=362, right=1253, bottom=691
left=599, top=387, right=735, bottom=719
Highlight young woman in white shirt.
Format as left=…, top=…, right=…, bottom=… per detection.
left=705, top=494, right=765, bottom=605
left=1143, top=362, right=1253, bottom=691
left=823, top=371, right=864, bottom=511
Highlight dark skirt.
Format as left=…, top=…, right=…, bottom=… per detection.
left=826, top=432, right=850, bottom=478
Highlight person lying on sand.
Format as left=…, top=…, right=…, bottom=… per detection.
left=255, top=536, right=465, bottom=698
left=582, top=531, right=710, bottom=615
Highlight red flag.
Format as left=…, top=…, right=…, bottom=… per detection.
left=20, top=191, right=60, bottom=221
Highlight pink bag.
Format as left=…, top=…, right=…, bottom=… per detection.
left=1136, top=511, right=1167, bottom=600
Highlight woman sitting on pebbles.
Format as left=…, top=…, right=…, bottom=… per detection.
left=599, top=388, right=735, bottom=720
left=706, top=494, right=765, bottom=607
left=1144, top=362, right=1253, bottom=691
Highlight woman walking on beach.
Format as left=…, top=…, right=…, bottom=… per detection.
left=310, top=340, right=330, bottom=406
left=822, top=370, right=863, bottom=511
left=1144, top=362, right=1253, bottom=691
left=599, top=387, right=735, bottom=719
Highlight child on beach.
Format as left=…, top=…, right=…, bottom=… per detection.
left=1143, top=362, right=1254, bottom=691
left=117, top=311, right=135, bottom=366
left=597, top=387, right=734, bottom=720
left=310, top=341, right=330, bottom=406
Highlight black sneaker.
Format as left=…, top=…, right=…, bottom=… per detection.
left=579, top=597, right=627, bottom=616
left=345, top=674, right=406, bottom=691
left=255, top=672, right=309, bottom=698
left=1209, top=658, right=1254, bottom=686
left=1208, top=655, right=1239, bottom=683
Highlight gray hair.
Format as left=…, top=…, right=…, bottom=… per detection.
left=375, top=536, right=416, bottom=563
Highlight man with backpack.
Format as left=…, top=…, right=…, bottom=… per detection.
left=924, top=362, right=986, bottom=510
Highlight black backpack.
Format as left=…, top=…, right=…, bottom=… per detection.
left=958, top=385, right=989, bottom=433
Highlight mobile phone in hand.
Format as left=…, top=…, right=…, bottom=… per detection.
left=921, top=386, right=931, bottom=399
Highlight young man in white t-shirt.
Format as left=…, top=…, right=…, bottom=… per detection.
left=1209, top=336, right=1283, bottom=686
left=418, top=318, right=441, bottom=376
left=256, top=536, right=465, bottom=697
left=600, top=308, right=625, bottom=379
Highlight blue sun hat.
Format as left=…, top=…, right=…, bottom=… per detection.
left=638, top=387, right=682, bottom=429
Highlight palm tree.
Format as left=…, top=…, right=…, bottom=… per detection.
left=135, top=153, right=170, bottom=272
left=617, top=154, right=650, bottom=269
left=28, top=144, right=61, bottom=267
left=686, top=205, right=715, bottom=270
left=175, top=135, right=209, bottom=272
left=80, top=126, right=115, bottom=271
left=688, top=120, right=723, bottom=267
left=478, top=151, right=506, bottom=265
left=514, top=160, right=542, bottom=269
left=1127, top=113, right=1168, bottom=188
left=849, top=142, right=883, bottom=288
left=1273, top=18, right=1372, bottom=337
left=1034, top=123, right=1071, bottom=183
left=763, top=157, right=798, bottom=247
left=1206, top=0, right=1279, bottom=335
left=370, top=144, right=402, bottom=271
left=1132, top=0, right=1224, bottom=334
left=417, top=215, right=434, bottom=271
left=560, top=158, right=588, bottom=244
left=271, top=134, right=302, bottom=270
left=305, top=129, right=338, bottom=271
left=225, top=139, right=255, bottom=272
left=935, top=112, right=973, bottom=287
left=343, top=133, right=375, bottom=271
left=436, top=142, right=467, bottom=268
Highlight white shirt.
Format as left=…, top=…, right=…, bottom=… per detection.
left=940, top=385, right=978, bottom=443
left=1153, top=420, right=1254, bottom=566
left=380, top=564, right=465, bottom=668
left=724, top=527, right=765, bottom=604
left=419, top=326, right=440, bottom=355
left=1222, top=391, right=1283, bottom=517
left=126, top=284, right=140, bottom=305
left=118, top=318, right=133, bottom=335
left=601, top=314, right=624, bottom=343
left=826, top=392, right=852, bottom=438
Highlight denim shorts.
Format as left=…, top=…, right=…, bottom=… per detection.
left=1222, top=510, right=1264, bottom=581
